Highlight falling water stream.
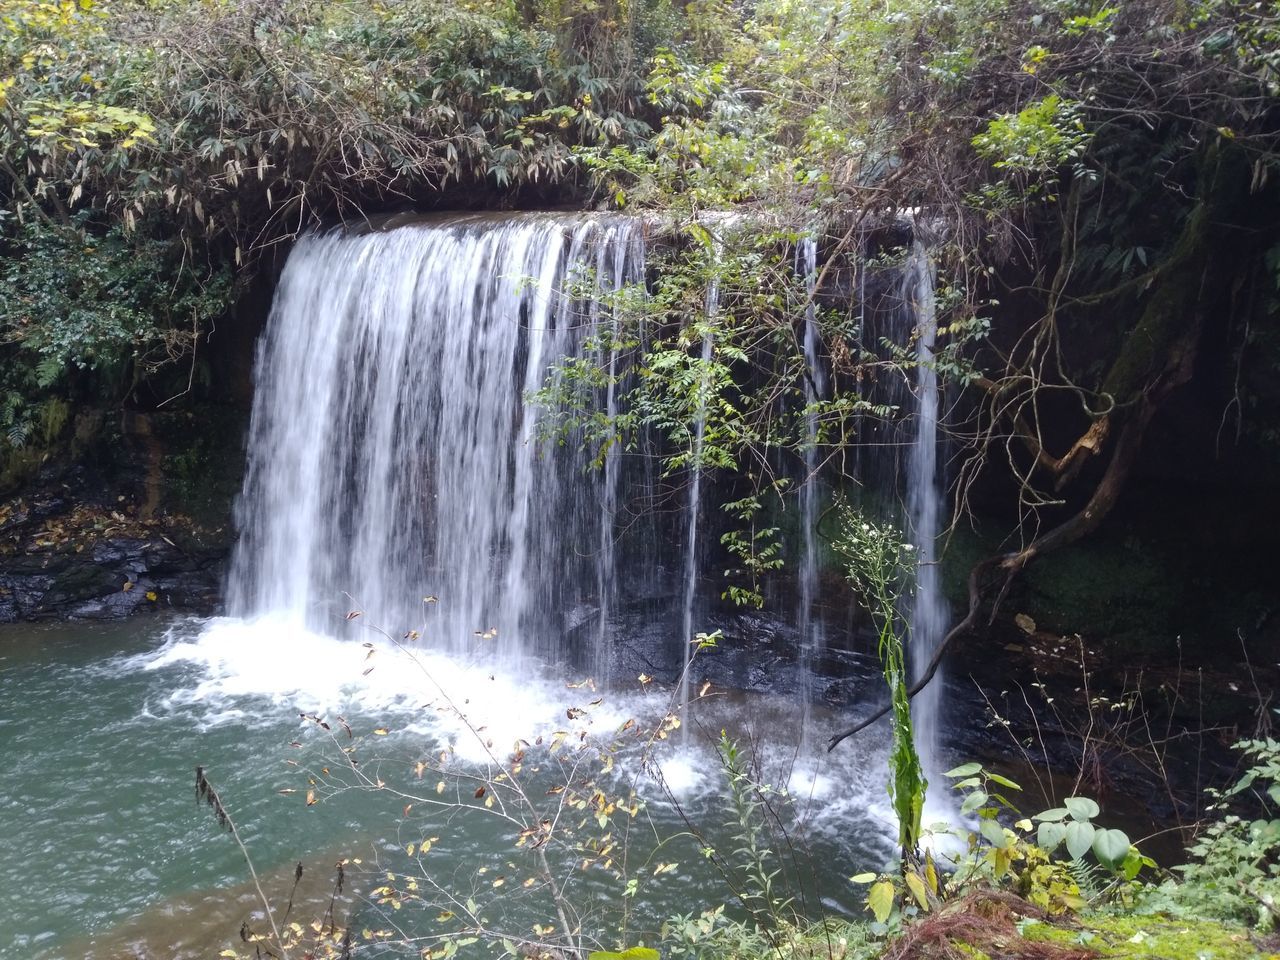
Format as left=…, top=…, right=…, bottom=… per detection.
left=903, top=242, right=947, bottom=779
left=229, top=214, right=646, bottom=664
left=677, top=254, right=721, bottom=737
left=796, top=237, right=828, bottom=744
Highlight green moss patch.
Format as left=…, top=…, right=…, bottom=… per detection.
left=1021, top=913, right=1274, bottom=960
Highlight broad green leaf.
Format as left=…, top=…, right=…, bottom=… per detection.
left=960, top=789, right=989, bottom=814
left=979, top=818, right=1008, bottom=848
left=868, top=880, right=895, bottom=923
left=1063, top=796, right=1100, bottom=821
left=1037, top=820, right=1067, bottom=851
left=1092, top=828, right=1130, bottom=870
left=1033, top=807, right=1068, bottom=822
left=944, top=762, right=983, bottom=778
left=987, top=773, right=1022, bottom=791
left=588, top=949, right=660, bottom=960
left=849, top=872, right=877, bottom=884
left=1065, top=820, right=1096, bottom=860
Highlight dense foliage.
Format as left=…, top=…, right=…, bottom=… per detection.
left=0, top=0, right=665, bottom=478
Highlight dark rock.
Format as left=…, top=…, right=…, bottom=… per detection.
left=0, top=401, right=243, bottom=625
left=0, top=536, right=227, bottom=623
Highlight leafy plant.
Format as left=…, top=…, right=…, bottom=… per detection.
left=835, top=507, right=926, bottom=860
left=1160, top=736, right=1280, bottom=931
left=942, top=762, right=1152, bottom=912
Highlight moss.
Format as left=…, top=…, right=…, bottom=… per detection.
left=1012, top=535, right=1179, bottom=653
left=0, top=445, right=45, bottom=495
left=154, top=403, right=247, bottom=528
left=1021, top=912, right=1273, bottom=960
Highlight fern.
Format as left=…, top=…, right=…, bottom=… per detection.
left=1067, top=855, right=1106, bottom=903
left=5, top=419, right=30, bottom=450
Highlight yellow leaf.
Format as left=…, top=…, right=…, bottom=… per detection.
left=925, top=857, right=939, bottom=895
left=867, top=880, right=895, bottom=923
left=145, top=591, right=157, bottom=601
left=306, top=789, right=316, bottom=806
left=373, top=728, right=389, bottom=735
left=905, top=870, right=930, bottom=910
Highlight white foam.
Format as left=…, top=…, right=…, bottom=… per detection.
left=129, top=617, right=918, bottom=855
left=136, top=617, right=673, bottom=766
left=653, top=747, right=713, bottom=800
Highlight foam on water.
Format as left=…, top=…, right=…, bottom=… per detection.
left=124, top=615, right=906, bottom=847
left=137, top=616, right=646, bottom=765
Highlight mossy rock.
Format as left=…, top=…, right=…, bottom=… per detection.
left=1012, top=536, right=1181, bottom=654
left=1021, top=912, right=1275, bottom=959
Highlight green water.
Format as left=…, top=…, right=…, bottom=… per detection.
left=0, top=616, right=897, bottom=958
left=0, top=619, right=357, bottom=956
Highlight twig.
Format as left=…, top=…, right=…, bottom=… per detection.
left=195, top=766, right=291, bottom=960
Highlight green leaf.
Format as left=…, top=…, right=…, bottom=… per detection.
left=1037, top=820, right=1067, bottom=851
left=849, top=873, right=877, bottom=884
left=1121, top=855, right=1152, bottom=885
left=1033, top=807, right=1068, bottom=822
left=1063, top=796, right=1100, bottom=821
left=588, top=950, right=660, bottom=960
left=960, top=789, right=989, bottom=815
left=868, top=880, right=895, bottom=923
left=1065, top=820, right=1096, bottom=860
left=1092, top=828, right=1130, bottom=870
left=987, top=773, right=1022, bottom=791
left=944, top=762, right=983, bottom=778
left=979, top=818, right=1008, bottom=848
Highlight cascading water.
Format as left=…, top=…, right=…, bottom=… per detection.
left=677, top=278, right=718, bottom=736
left=850, top=234, right=949, bottom=781
left=796, top=237, right=827, bottom=741
left=902, top=242, right=946, bottom=779
left=228, top=214, right=645, bottom=668
left=0, top=216, right=964, bottom=960
left=593, top=268, right=626, bottom=684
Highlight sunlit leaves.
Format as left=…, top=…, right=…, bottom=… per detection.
left=867, top=879, right=895, bottom=923
left=971, top=94, right=1092, bottom=181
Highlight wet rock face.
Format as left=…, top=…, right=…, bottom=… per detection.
left=0, top=531, right=227, bottom=622
left=0, top=405, right=243, bottom=624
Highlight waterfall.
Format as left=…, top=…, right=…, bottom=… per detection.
left=591, top=240, right=632, bottom=684
left=902, top=242, right=946, bottom=778
left=796, top=237, right=827, bottom=739
left=228, top=214, right=645, bottom=667
left=677, top=273, right=719, bottom=732
left=228, top=212, right=946, bottom=762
